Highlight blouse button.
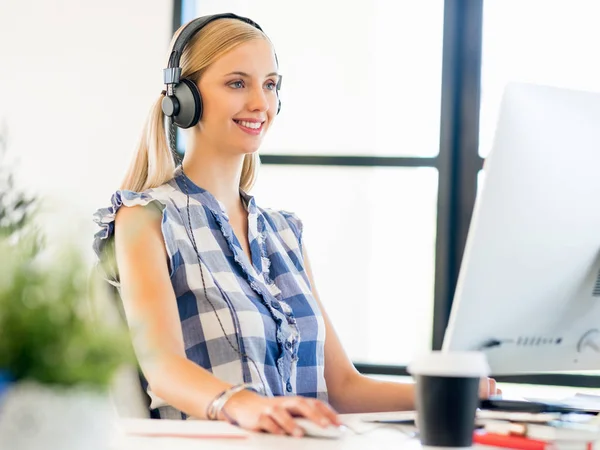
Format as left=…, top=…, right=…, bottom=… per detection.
left=285, top=341, right=292, bottom=350
left=286, top=382, right=293, bottom=393
left=271, top=301, right=280, bottom=310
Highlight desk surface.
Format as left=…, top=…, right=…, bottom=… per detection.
left=114, top=425, right=423, bottom=450
left=111, top=383, right=600, bottom=449
left=111, top=413, right=426, bottom=449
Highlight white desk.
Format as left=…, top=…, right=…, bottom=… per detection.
left=109, top=380, right=600, bottom=450
left=115, top=426, right=423, bottom=450
left=112, top=416, right=424, bottom=450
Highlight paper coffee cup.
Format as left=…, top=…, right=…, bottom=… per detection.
left=408, top=351, right=490, bottom=450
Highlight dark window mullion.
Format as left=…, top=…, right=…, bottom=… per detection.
left=260, top=154, right=484, bottom=169
left=172, top=0, right=182, bottom=37
left=260, top=154, right=438, bottom=167
left=432, top=0, right=484, bottom=351
left=354, top=364, right=600, bottom=388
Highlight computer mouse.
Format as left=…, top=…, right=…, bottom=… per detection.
left=294, top=418, right=347, bottom=439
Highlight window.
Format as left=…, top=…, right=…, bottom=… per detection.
left=179, top=0, right=444, bottom=366
left=479, top=0, right=600, bottom=158
left=253, top=166, right=438, bottom=364
left=185, top=0, right=444, bottom=158
left=175, top=0, right=600, bottom=387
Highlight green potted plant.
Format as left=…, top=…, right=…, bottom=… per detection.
left=0, top=125, right=134, bottom=450
left=0, top=230, right=135, bottom=450
left=0, top=121, right=39, bottom=402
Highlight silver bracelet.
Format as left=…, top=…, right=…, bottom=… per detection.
left=206, top=383, right=258, bottom=421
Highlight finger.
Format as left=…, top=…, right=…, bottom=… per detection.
left=489, top=378, right=497, bottom=395
left=284, top=398, right=331, bottom=427
left=258, top=414, right=285, bottom=435
left=269, top=406, right=303, bottom=437
left=313, top=400, right=342, bottom=426
left=479, top=378, right=489, bottom=398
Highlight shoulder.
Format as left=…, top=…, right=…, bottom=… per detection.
left=92, top=183, right=180, bottom=258
left=260, top=207, right=304, bottom=246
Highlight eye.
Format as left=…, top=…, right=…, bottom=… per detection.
left=265, top=80, right=277, bottom=91
left=229, top=80, right=245, bottom=89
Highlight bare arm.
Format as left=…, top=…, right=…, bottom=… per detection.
left=114, top=204, right=234, bottom=418
left=302, top=244, right=416, bottom=413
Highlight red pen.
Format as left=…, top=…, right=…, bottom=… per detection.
left=472, top=431, right=595, bottom=450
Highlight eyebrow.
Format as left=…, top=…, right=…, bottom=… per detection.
left=224, top=71, right=280, bottom=78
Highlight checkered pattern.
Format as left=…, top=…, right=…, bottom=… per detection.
left=93, top=167, right=327, bottom=419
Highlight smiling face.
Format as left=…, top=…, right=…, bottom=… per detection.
left=195, top=38, right=280, bottom=156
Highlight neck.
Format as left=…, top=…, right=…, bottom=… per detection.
left=181, top=147, right=246, bottom=216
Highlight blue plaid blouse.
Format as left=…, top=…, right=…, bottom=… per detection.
left=93, top=167, right=327, bottom=419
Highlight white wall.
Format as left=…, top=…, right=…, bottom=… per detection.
left=0, top=0, right=173, bottom=261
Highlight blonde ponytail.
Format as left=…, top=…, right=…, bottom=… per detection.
left=240, top=153, right=260, bottom=193
left=120, top=95, right=175, bottom=192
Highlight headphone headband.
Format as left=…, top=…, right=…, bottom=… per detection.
left=164, top=13, right=264, bottom=85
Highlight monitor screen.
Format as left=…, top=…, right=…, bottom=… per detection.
left=442, top=82, right=600, bottom=375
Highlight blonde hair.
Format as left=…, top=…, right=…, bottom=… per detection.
left=120, top=18, right=270, bottom=193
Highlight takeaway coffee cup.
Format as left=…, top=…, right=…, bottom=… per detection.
left=407, top=351, right=490, bottom=450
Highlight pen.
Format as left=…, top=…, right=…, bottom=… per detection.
left=473, top=431, right=551, bottom=450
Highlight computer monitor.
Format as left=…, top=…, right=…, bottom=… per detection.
left=442, top=82, right=600, bottom=375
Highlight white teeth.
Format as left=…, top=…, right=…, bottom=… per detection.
left=237, top=120, right=262, bottom=129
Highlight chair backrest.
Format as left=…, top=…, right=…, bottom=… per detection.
left=91, top=263, right=153, bottom=415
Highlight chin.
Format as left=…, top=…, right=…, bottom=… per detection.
left=238, top=141, right=262, bottom=155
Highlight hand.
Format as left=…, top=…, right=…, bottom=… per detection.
left=220, top=390, right=341, bottom=437
left=479, top=377, right=502, bottom=398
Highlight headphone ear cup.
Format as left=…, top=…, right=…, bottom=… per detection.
left=172, top=78, right=202, bottom=129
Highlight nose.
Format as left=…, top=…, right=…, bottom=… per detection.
left=247, top=85, right=269, bottom=112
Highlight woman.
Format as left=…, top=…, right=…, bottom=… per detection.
left=93, top=13, right=498, bottom=437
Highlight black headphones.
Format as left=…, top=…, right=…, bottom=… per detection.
left=161, top=13, right=281, bottom=129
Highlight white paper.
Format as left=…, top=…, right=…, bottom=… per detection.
left=524, top=394, right=600, bottom=412
left=119, top=418, right=249, bottom=439
left=565, top=393, right=600, bottom=411
left=341, top=411, right=417, bottom=423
